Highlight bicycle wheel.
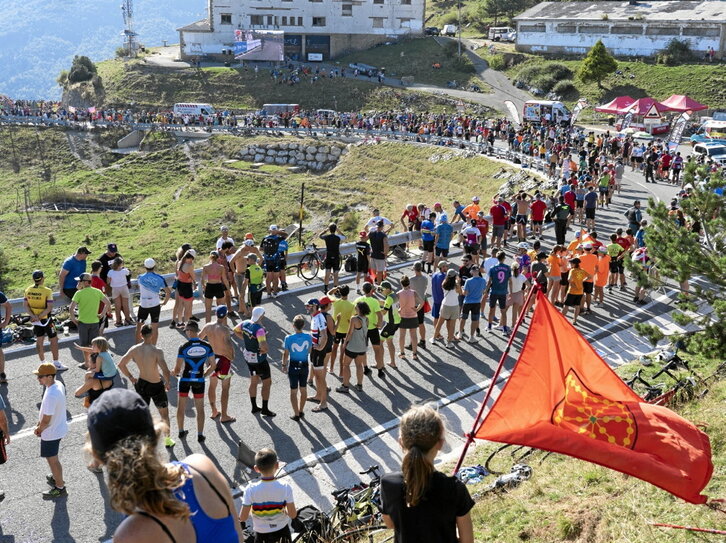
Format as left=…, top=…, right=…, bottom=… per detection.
left=330, top=525, right=392, bottom=543
left=299, top=253, right=320, bottom=281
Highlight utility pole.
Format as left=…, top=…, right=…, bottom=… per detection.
left=298, top=182, right=305, bottom=248
left=457, top=0, right=462, bottom=57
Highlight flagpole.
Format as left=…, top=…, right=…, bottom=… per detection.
left=452, top=284, right=541, bottom=475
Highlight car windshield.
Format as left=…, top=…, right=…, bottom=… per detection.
left=707, top=146, right=726, bottom=156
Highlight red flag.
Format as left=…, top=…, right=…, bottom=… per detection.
left=474, top=291, right=713, bottom=504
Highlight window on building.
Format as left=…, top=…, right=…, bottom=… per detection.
left=374, top=0, right=384, bottom=4
left=282, top=16, right=287, bottom=25
left=371, top=17, right=385, bottom=28
left=401, top=0, right=411, bottom=4
left=398, top=18, right=412, bottom=28
left=555, top=24, right=576, bottom=34
left=267, top=15, right=274, bottom=25
left=342, top=4, right=352, bottom=16
left=312, top=16, right=326, bottom=26
left=645, top=26, right=680, bottom=36
left=309, top=0, right=322, bottom=3
left=519, top=23, right=546, bottom=33
left=578, top=24, right=608, bottom=34
left=298, top=16, right=303, bottom=25
left=220, top=13, right=232, bottom=24
left=610, top=25, right=643, bottom=35
left=250, top=15, right=263, bottom=25
left=682, top=27, right=720, bottom=37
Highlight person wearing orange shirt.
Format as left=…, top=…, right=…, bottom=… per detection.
left=462, top=197, right=481, bottom=221
left=562, top=258, right=592, bottom=325
left=547, top=245, right=563, bottom=304
left=594, top=247, right=611, bottom=307
left=578, top=243, right=598, bottom=313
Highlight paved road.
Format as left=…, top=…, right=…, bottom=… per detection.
left=0, top=154, right=685, bottom=541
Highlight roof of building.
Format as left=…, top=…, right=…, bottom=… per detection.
left=177, top=19, right=212, bottom=32
left=514, top=1, right=725, bottom=23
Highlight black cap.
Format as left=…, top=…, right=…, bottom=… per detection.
left=32, top=270, right=44, bottom=281
left=107, top=243, right=118, bottom=253
left=87, top=389, right=155, bottom=458
left=77, top=246, right=92, bottom=255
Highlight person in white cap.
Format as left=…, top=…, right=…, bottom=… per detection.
left=462, top=197, right=481, bottom=221
left=216, top=225, right=234, bottom=251
left=136, top=258, right=171, bottom=345
left=234, top=307, right=276, bottom=417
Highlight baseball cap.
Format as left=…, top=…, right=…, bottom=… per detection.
left=472, top=196, right=480, bottom=202
left=437, top=260, right=449, bottom=269
left=77, top=246, right=92, bottom=255
left=583, top=242, right=593, bottom=250
left=359, top=231, right=368, bottom=238
left=251, top=306, right=265, bottom=322
left=575, top=231, right=581, bottom=238
left=269, top=224, right=278, bottom=232
left=305, top=298, right=321, bottom=307
left=319, top=296, right=332, bottom=306
left=440, top=214, right=448, bottom=222
left=244, top=232, right=254, bottom=240
left=434, top=202, right=442, bottom=208
left=107, top=243, right=118, bottom=253
left=517, top=242, right=529, bottom=250
left=87, top=389, right=155, bottom=459
left=244, top=239, right=255, bottom=247
left=220, top=225, right=229, bottom=231
left=33, top=362, right=57, bottom=376
left=216, top=305, right=228, bottom=318
left=188, top=249, right=197, bottom=257
left=144, top=258, right=156, bottom=268
left=75, top=272, right=92, bottom=282
left=380, top=281, right=393, bottom=290
left=446, top=269, right=458, bottom=277
left=598, top=246, right=608, bottom=253
left=32, top=270, right=44, bottom=281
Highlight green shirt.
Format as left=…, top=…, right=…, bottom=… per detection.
left=598, top=173, right=611, bottom=188
left=354, top=295, right=381, bottom=329
left=383, top=294, right=401, bottom=324
left=606, top=242, right=623, bottom=259
left=332, top=299, right=355, bottom=334
left=72, top=287, right=105, bottom=324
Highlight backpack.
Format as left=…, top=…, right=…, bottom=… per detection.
left=625, top=208, right=636, bottom=223
left=344, top=255, right=357, bottom=273
left=261, top=235, right=280, bottom=257
left=291, top=505, right=325, bottom=536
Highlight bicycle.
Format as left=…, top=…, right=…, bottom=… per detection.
left=291, top=243, right=326, bottom=281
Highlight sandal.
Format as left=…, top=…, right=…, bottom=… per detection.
left=312, top=405, right=329, bottom=412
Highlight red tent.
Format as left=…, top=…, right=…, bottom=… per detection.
left=623, top=97, right=674, bottom=116
left=661, top=94, right=708, bottom=112
left=594, top=96, right=635, bottom=114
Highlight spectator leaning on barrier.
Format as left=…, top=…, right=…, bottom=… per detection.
left=58, top=246, right=91, bottom=301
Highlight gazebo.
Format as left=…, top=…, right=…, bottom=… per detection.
left=594, top=96, right=636, bottom=114
left=615, top=98, right=674, bottom=135
left=661, top=95, right=708, bottom=113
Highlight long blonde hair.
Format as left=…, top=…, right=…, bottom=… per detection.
left=96, top=428, right=190, bottom=520
left=400, top=405, right=444, bottom=507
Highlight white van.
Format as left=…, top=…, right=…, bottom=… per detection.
left=173, top=103, right=215, bottom=116
left=488, top=26, right=516, bottom=42
left=442, top=24, right=457, bottom=37
left=522, top=100, right=571, bottom=125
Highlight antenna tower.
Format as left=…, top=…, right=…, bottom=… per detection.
left=121, top=0, right=139, bottom=56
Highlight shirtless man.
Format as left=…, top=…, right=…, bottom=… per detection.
left=199, top=305, right=236, bottom=423
left=117, top=324, right=175, bottom=448
left=230, top=236, right=262, bottom=316
left=514, top=191, right=532, bottom=243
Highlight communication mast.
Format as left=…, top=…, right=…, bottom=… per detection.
left=121, top=0, right=139, bottom=56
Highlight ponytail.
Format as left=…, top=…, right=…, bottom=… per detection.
left=399, top=405, right=444, bottom=507
left=401, top=444, right=434, bottom=507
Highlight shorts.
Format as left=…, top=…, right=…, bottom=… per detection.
left=344, top=349, right=365, bottom=359
left=489, top=293, right=507, bottom=309
left=560, top=272, right=569, bottom=288
left=324, top=254, right=341, bottom=271
left=508, top=290, right=524, bottom=307
left=263, top=258, right=282, bottom=273
left=435, top=247, right=449, bottom=257
left=93, top=371, right=115, bottom=381
left=422, top=240, right=434, bottom=252
left=516, top=214, right=528, bottom=225
left=255, top=525, right=292, bottom=543
left=366, top=328, right=381, bottom=346
left=610, top=261, right=624, bottom=274
left=381, top=321, right=400, bottom=338
left=583, top=281, right=594, bottom=295
left=288, top=364, right=309, bottom=390
left=417, top=307, right=425, bottom=325
left=464, top=243, right=479, bottom=255
left=492, top=225, right=505, bottom=238
left=532, top=220, right=543, bottom=226
left=110, top=284, right=130, bottom=299
left=461, top=302, right=481, bottom=321
left=440, top=304, right=459, bottom=320
left=137, top=305, right=161, bottom=324
left=548, top=275, right=561, bottom=283
left=135, top=378, right=169, bottom=409
left=356, top=258, right=369, bottom=273
left=204, top=282, right=226, bottom=299
left=249, top=289, right=263, bottom=307
left=334, top=331, right=347, bottom=344
left=33, top=319, right=58, bottom=339
left=40, top=438, right=61, bottom=458
left=78, top=322, right=100, bottom=347
left=565, top=293, right=583, bottom=307
left=62, top=288, right=77, bottom=300
left=599, top=187, right=609, bottom=194
left=399, top=316, right=418, bottom=329
left=246, top=360, right=271, bottom=380
left=178, top=380, right=205, bottom=398
left=177, top=281, right=194, bottom=300
left=432, top=301, right=442, bottom=319
left=576, top=200, right=584, bottom=209
left=371, top=258, right=386, bottom=272
left=585, top=208, right=596, bottom=220
left=212, top=355, right=232, bottom=379
left=310, top=348, right=327, bottom=368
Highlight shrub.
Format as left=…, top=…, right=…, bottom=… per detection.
left=443, top=41, right=459, bottom=58
left=547, top=62, right=573, bottom=81
left=441, top=12, right=459, bottom=25
left=485, top=53, right=506, bottom=71
left=67, top=55, right=98, bottom=84
left=530, top=73, right=558, bottom=92
left=657, top=38, right=694, bottom=65
left=452, top=55, right=476, bottom=73
left=552, top=79, right=578, bottom=98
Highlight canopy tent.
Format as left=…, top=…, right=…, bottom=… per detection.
left=623, top=97, right=674, bottom=116
left=661, top=94, right=709, bottom=112
left=594, top=96, right=635, bottom=114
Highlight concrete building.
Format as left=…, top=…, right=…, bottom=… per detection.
left=178, top=0, right=425, bottom=61
left=513, top=1, right=726, bottom=58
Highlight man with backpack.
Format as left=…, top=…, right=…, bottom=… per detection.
left=625, top=201, right=643, bottom=233
left=553, top=197, right=572, bottom=245
left=261, top=225, right=282, bottom=297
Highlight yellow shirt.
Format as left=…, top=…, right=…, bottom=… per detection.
left=24, top=285, right=53, bottom=316
left=332, top=299, right=355, bottom=334
left=567, top=268, right=589, bottom=295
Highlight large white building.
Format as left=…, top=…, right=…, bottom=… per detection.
left=514, top=1, right=725, bottom=58
left=178, top=0, right=425, bottom=61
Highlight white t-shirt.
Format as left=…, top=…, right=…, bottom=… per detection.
left=40, top=381, right=68, bottom=441
left=242, top=479, right=294, bottom=534
left=217, top=236, right=235, bottom=250
left=483, top=257, right=499, bottom=276
left=511, top=274, right=528, bottom=293
left=365, top=216, right=392, bottom=229
left=107, top=268, right=130, bottom=288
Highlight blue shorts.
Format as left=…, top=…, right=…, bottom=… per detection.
left=93, top=372, right=115, bottom=381
left=432, top=301, right=442, bottom=319
left=489, top=293, right=507, bottom=309
left=41, top=438, right=61, bottom=458
left=288, top=364, right=309, bottom=390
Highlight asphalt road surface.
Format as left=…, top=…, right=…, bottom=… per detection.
left=0, top=160, right=684, bottom=542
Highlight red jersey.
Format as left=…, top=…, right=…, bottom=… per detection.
left=564, top=190, right=576, bottom=209
left=489, top=204, right=507, bottom=226
left=530, top=200, right=548, bottom=221
left=402, top=208, right=418, bottom=224
left=615, top=236, right=631, bottom=251
left=476, top=218, right=489, bottom=237
left=91, top=276, right=107, bottom=313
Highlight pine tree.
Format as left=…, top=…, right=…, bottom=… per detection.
left=578, top=40, right=618, bottom=88
left=631, top=160, right=726, bottom=357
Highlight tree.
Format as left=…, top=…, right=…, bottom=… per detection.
left=578, top=40, right=617, bottom=88
left=66, top=55, right=97, bottom=84
left=632, top=161, right=726, bottom=357
left=477, top=0, right=507, bottom=26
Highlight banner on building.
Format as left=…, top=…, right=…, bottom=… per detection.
left=668, top=111, right=690, bottom=146
left=234, top=29, right=284, bottom=61
left=504, top=100, right=520, bottom=125
left=621, top=111, right=634, bottom=131
left=570, top=99, right=589, bottom=126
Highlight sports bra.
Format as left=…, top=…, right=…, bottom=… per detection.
left=206, top=263, right=223, bottom=282
left=135, top=462, right=237, bottom=543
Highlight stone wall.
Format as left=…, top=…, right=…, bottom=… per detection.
left=238, top=142, right=348, bottom=171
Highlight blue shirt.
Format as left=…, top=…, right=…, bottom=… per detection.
left=584, top=191, right=598, bottom=209
left=278, top=239, right=288, bottom=255
left=284, top=332, right=312, bottom=363
left=453, top=204, right=466, bottom=221
left=61, top=256, right=86, bottom=289
left=488, top=264, right=512, bottom=295
left=635, top=229, right=646, bottom=248
left=421, top=220, right=435, bottom=242
left=463, top=276, right=485, bottom=304
left=431, top=272, right=445, bottom=303
left=434, top=223, right=453, bottom=249
left=177, top=338, right=214, bottom=382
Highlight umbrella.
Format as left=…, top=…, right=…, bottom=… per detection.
left=620, top=127, right=636, bottom=135
left=661, top=95, right=708, bottom=112
left=633, top=131, right=654, bottom=140
left=594, top=96, right=636, bottom=114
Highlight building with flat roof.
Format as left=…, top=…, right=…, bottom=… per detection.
left=513, top=1, right=725, bottom=58
left=178, top=0, right=425, bottom=62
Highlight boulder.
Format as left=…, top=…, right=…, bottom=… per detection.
left=315, top=152, right=326, bottom=162
left=254, top=153, right=265, bottom=162
left=330, top=146, right=341, bottom=156
left=264, top=156, right=274, bottom=164
left=275, top=156, right=287, bottom=165
left=327, top=154, right=337, bottom=162
left=305, top=154, right=315, bottom=161
left=296, top=152, right=305, bottom=161
left=319, top=145, right=329, bottom=154
left=306, top=146, right=317, bottom=154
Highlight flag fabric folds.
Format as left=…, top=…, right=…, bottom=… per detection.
left=474, top=291, right=713, bottom=504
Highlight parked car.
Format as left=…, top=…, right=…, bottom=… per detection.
left=690, top=120, right=726, bottom=145
left=693, top=142, right=726, bottom=165
left=488, top=26, right=517, bottom=42
left=425, top=27, right=440, bottom=36
left=442, top=24, right=457, bottom=37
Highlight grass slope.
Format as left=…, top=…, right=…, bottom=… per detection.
left=0, top=128, right=510, bottom=296
left=464, top=352, right=725, bottom=542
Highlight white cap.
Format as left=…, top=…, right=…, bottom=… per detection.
left=583, top=242, right=593, bottom=249
left=244, top=239, right=254, bottom=246
left=269, top=224, right=278, bottom=232
left=188, top=249, right=197, bottom=257
left=251, top=306, right=265, bottom=322
left=472, top=196, right=480, bottom=201
left=144, top=258, right=156, bottom=268
left=517, top=242, right=529, bottom=250
left=220, top=225, right=229, bottom=231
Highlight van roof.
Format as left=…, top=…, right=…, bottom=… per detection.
left=703, top=120, right=726, bottom=128
left=525, top=100, right=563, bottom=106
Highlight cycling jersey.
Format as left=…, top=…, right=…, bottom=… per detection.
left=177, top=339, right=214, bottom=383
left=24, top=285, right=54, bottom=316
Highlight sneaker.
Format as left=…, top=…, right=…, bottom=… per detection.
left=53, top=363, right=69, bottom=372
left=405, top=344, right=412, bottom=351
left=619, top=285, right=627, bottom=292
left=197, top=434, right=206, bottom=443
left=502, top=326, right=512, bottom=336
left=468, top=337, right=478, bottom=344
left=272, top=291, right=278, bottom=298
left=475, top=329, right=482, bottom=337
left=290, top=414, right=301, bottom=422
left=336, top=385, right=350, bottom=393
left=363, top=367, right=372, bottom=376
left=0, top=373, right=6, bottom=385
left=77, top=362, right=88, bottom=370
left=0, top=491, right=5, bottom=503
left=487, top=323, right=493, bottom=332
left=261, top=409, right=277, bottom=417
left=178, top=430, right=189, bottom=439
left=188, top=316, right=200, bottom=322
left=378, top=368, right=386, bottom=379
left=164, top=436, right=176, bottom=448
left=42, top=486, right=67, bottom=500
left=169, top=320, right=177, bottom=328
left=418, top=339, right=427, bottom=350
left=446, top=341, right=455, bottom=349
left=227, top=310, right=239, bottom=319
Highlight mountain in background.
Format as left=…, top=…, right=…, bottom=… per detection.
left=0, top=0, right=205, bottom=100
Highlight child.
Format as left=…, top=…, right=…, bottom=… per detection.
left=107, top=256, right=133, bottom=326
left=74, top=336, right=118, bottom=406
left=240, top=448, right=297, bottom=543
